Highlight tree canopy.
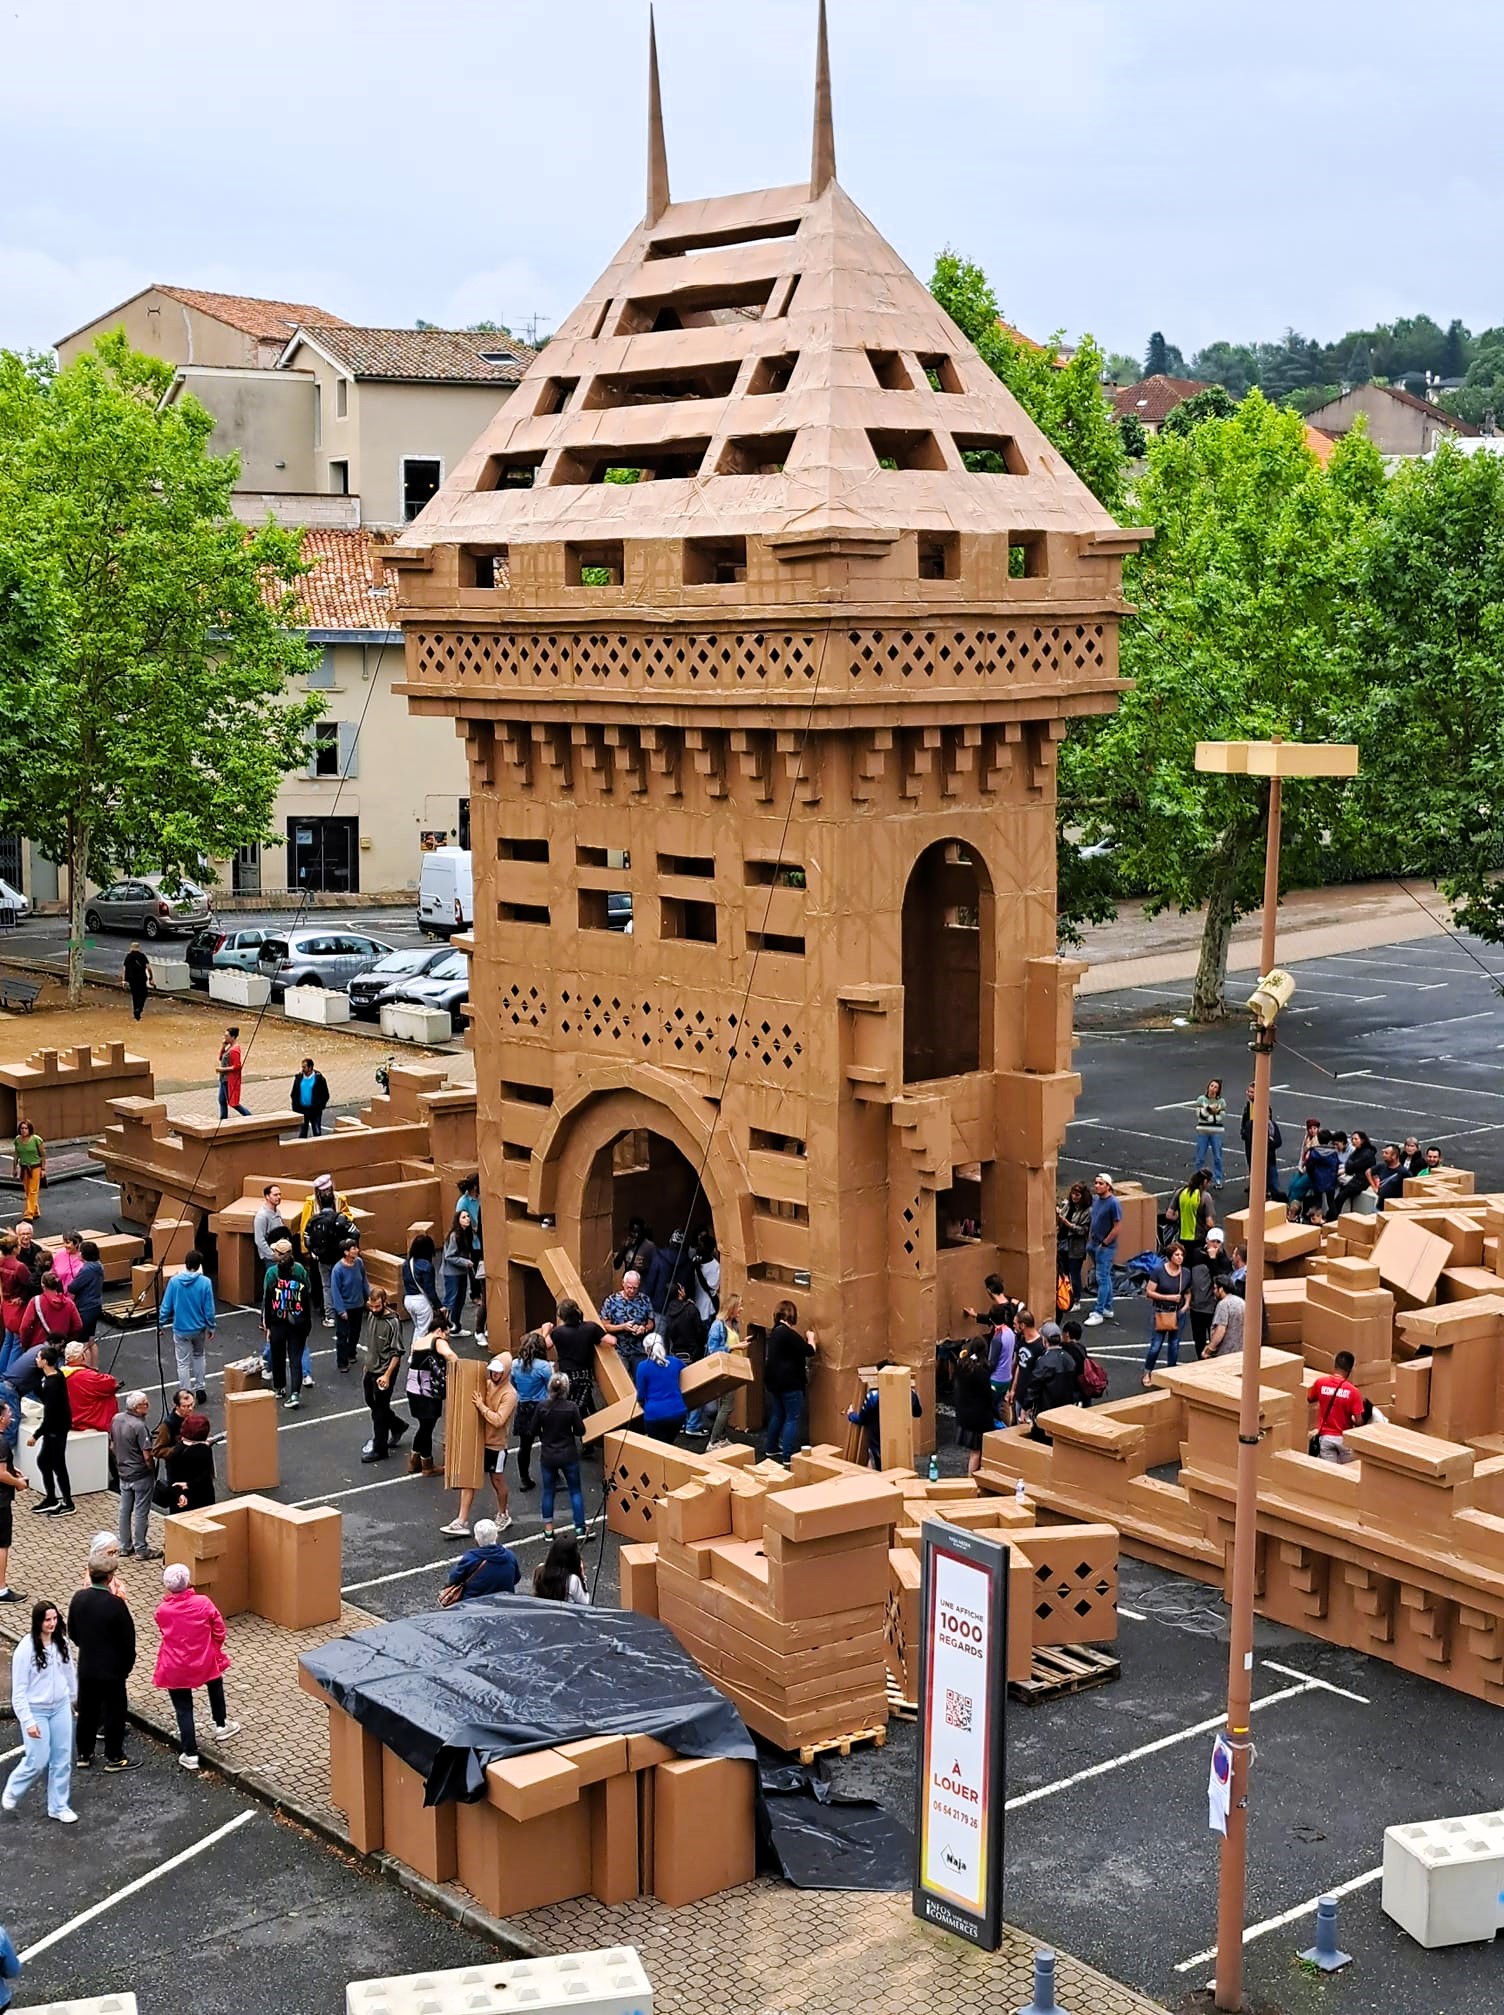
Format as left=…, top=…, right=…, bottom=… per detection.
left=0, top=336, right=323, bottom=999
left=1066, top=394, right=1386, bottom=1017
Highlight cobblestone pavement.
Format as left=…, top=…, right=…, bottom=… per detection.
left=2, top=1489, right=1170, bottom=2015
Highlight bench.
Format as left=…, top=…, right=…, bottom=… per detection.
left=0, top=975, right=41, bottom=1011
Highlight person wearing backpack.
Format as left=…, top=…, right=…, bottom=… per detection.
left=1027, top=1329, right=1081, bottom=1439
left=1059, top=1318, right=1108, bottom=1404
left=262, top=1249, right=312, bottom=1408
left=299, top=1176, right=353, bottom=1328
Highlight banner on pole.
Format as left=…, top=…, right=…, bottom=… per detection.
left=912, top=1523, right=1008, bottom=1949
left=1208, top=1734, right=1233, bottom=1836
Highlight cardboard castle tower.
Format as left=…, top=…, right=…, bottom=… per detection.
left=381, top=7, right=1142, bottom=1439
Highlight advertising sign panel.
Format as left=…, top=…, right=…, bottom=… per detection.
left=912, top=1523, right=1008, bottom=1948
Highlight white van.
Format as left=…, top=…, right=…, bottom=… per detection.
left=418, top=847, right=473, bottom=935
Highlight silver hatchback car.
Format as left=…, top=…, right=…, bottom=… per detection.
left=84, top=876, right=213, bottom=939
left=257, top=927, right=393, bottom=994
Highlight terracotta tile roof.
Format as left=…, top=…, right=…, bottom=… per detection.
left=1110, top=375, right=1210, bottom=425
left=1303, top=423, right=1337, bottom=465
left=157, top=286, right=349, bottom=341
left=272, top=528, right=399, bottom=633
left=291, top=326, right=535, bottom=384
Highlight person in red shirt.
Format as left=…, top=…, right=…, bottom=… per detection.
left=1308, top=1351, right=1365, bottom=1464
left=217, top=1026, right=251, bottom=1120
left=1, top=1231, right=35, bottom=1371
left=17, top=1274, right=83, bottom=1354
left=61, top=1340, right=120, bottom=1432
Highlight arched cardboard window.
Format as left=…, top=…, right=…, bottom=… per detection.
left=902, top=840, right=992, bottom=1082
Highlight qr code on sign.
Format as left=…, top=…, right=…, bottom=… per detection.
left=944, top=1689, right=972, bottom=1732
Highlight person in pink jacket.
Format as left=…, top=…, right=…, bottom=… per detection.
left=152, top=1564, right=240, bottom=1770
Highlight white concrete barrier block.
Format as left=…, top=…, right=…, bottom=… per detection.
left=147, top=957, right=191, bottom=992
left=347, top=1947, right=652, bottom=2015
left=209, top=968, right=272, bottom=1008
left=16, top=1425, right=111, bottom=1498
left=1382, top=1810, right=1504, bottom=1948
left=285, top=984, right=352, bottom=1026
left=379, top=1002, right=453, bottom=1046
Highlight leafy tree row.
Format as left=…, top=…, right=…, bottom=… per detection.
left=931, top=253, right=1504, bottom=1019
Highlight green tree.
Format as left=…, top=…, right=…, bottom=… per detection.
left=1160, top=384, right=1237, bottom=436
left=1104, top=351, right=1141, bottom=387
left=1117, top=410, right=1149, bottom=458
left=1188, top=341, right=1260, bottom=399
left=1070, top=395, right=1384, bottom=1018
left=0, top=337, right=322, bottom=1002
left=1144, top=331, right=1185, bottom=377
left=1340, top=441, right=1504, bottom=940
left=930, top=251, right=1127, bottom=515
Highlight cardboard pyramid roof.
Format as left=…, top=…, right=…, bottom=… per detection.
left=397, top=11, right=1121, bottom=558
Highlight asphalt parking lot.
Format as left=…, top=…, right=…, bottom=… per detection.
left=4, top=925, right=1503, bottom=2012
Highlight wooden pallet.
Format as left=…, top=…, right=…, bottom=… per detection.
left=1008, top=1644, right=1121, bottom=1705
left=885, top=1674, right=918, bottom=1721
left=797, top=1722, right=888, bottom=1766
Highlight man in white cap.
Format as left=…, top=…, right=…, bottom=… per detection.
left=1187, top=1228, right=1233, bottom=1359
left=440, top=1349, right=515, bottom=1539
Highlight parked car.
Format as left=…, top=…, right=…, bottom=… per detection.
left=347, top=945, right=454, bottom=1019
left=391, top=949, right=470, bottom=1030
left=256, top=928, right=393, bottom=994
left=0, top=877, right=29, bottom=921
left=84, top=876, right=213, bottom=939
left=186, top=925, right=277, bottom=987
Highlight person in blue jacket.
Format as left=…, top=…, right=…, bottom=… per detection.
left=158, top=1251, right=216, bottom=1402
left=439, top=1518, right=519, bottom=1604
left=0, top=1920, right=22, bottom=2010
left=634, top=1336, right=687, bottom=1444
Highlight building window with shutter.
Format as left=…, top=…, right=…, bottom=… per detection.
left=309, top=720, right=360, bottom=778
left=307, top=648, right=336, bottom=690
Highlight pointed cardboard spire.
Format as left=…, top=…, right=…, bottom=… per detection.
left=646, top=7, right=671, bottom=225
left=810, top=0, right=836, bottom=195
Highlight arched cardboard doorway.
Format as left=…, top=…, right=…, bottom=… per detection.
left=583, top=1127, right=716, bottom=1306
left=901, top=838, right=995, bottom=1082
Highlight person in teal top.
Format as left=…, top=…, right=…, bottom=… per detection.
left=509, top=1331, right=554, bottom=1490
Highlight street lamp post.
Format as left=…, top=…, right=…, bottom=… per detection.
left=1192, top=738, right=1359, bottom=2014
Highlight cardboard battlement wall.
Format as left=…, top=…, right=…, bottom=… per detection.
left=0, top=1040, right=152, bottom=1141
left=378, top=9, right=1148, bottom=1445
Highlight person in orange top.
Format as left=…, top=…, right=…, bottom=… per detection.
left=60, top=1341, right=120, bottom=1433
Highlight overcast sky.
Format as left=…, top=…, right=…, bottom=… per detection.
left=4, top=1, right=1501, bottom=364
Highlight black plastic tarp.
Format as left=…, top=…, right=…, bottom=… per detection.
left=300, top=1596, right=755, bottom=1803
left=757, top=1758, right=914, bottom=1892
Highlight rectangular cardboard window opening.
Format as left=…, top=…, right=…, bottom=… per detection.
left=551, top=442, right=709, bottom=486
left=1009, top=532, right=1047, bottom=578
left=657, top=852, right=716, bottom=878
left=866, top=349, right=915, bottom=391
left=954, top=432, right=1028, bottom=475
left=535, top=377, right=579, bottom=416
left=461, top=546, right=508, bottom=589
left=867, top=428, right=946, bottom=472
left=918, top=533, right=959, bottom=580
left=749, top=1128, right=807, bottom=1157
left=499, top=901, right=550, bottom=925
left=744, top=859, right=806, bottom=887
left=918, top=353, right=964, bottom=394
left=683, top=535, right=747, bottom=584
left=578, top=888, right=633, bottom=931
left=565, top=541, right=625, bottom=587
left=478, top=450, right=544, bottom=490
left=498, top=837, right=549, bottom=862
left=583, top=361, right=740, bottom=407
left=717, top=431, right=795, bottom=476
left=749, top=930, right=805, bottom=957
left=646, top=217, right=801, bottom=259
left=615, top=278, right=776, bottom=335
left=661, top=896, right=717, bottom=944
left=501, top=1079, right=553, bottom=1106
left=746, top=353, right=798, bottom=396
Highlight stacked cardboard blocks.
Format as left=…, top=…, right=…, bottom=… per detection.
left=164, top=1493, right=342, bottom=1629
left=0, top=1039, right=151, bottom=1139
left=609, top=1432, right=1118, bottom=1752
left=310, top=1687, right=755, bottom=1916
left=347, top=1949, right=653, bottom=2015
left=976, top=1170, right=1504, bottom=1704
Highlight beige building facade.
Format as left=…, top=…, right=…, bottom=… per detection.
left=56, top=284, right=346, bottom=371
left=1304, top=382, right=1477, bottom=458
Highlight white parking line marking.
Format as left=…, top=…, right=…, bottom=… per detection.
left=1116, top=1606, right=1147, bottom=1622
left=0, top=1744, right=20, bottom=1763
left=1340, top=1069, right=1504, bottom=1103
left=278, top=1404, right=370, bottom=1434
left=1004, top=1681, right=1315, bottom=1811
left=291, top=1472, right=424, bottom=1508
left=1261, top=1658, right=1370, bottom=1704
left=19, top=1809, right=257, bottom=1961
left=1174, top=1865, right=1383, bottom=1973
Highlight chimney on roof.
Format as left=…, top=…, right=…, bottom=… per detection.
left=646, top=7, right=671, bottom=226
left=811, top=0, right=836, bottom=196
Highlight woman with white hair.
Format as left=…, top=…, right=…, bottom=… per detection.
left=437, top=1515, right=520, bottom=1606
left=633, top=1335, right=687, bottom=1445
left=151, top=1563, right=239, bottom=1771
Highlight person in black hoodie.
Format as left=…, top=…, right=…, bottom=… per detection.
left=1029, top=1330, right=1083, bottom=1440
left=662, top=1279, right=707, bottom=1363
left=68, top=1538, right=137, bottom=1770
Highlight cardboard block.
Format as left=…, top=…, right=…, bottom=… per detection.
left=594, top=1339, right=635, bottom=1407
left=625, top=1732, right=676, bottom=1771
left=556, top=1735, right=629, bottom=1786
left=1440, top=1267, right=1504, bottom=1302
left=875, top=1364, right=916, bottom=1474
left=761, top=1475, right=901, bottom=1545
left=652, top=1757, right=757, bottom=1905
left=659, top=1478, right=733, bottom=1544
left=589, top=1770, right=639, bottom=1905
left=454, top=1795, right=590, bottom=1916
left=656, top=1533, right=721, bottom=1582
left=328, top=1703, right=384, bottom=1854
left=585, top=1395, right=640, bottom=1447
left=224, top=1389, right=279, bottom=1493
left=768, top=1543, right=891, bottom=1621
left=707, top=1538, right=771, bottom=1604
left=1375, top=1216, right=1452, bottom=1306
left=382, top=1746, right=457, bottom=1884
left=728, top=1481, right=765, bottom=1540
left=443, top=1356, right=487, bottom=1489
left=484, top=1748, right=582, bottom=1821
left=1393, top=1358, right=1432, bottom=1422
left=761, top=1523, right=893, bottom=1564
left=618, top=1542, right=660, bottom=1617
left=679, top=1350, right=754, bottom=1406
